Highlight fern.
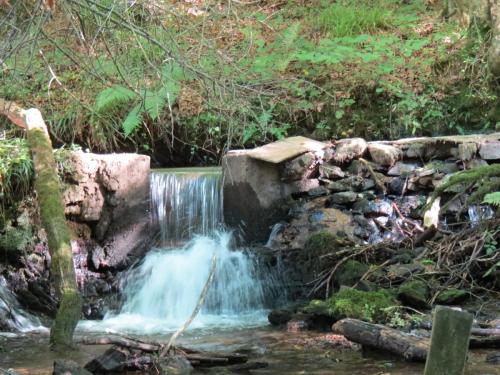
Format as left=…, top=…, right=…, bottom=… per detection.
left=95, top=85, right=136, bottom=113
left=484, top=192, right=500, bottom=207
left=122, top=104, right=143, bottom=136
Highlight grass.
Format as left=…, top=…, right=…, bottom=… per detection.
left=318, top=2, right=394, bottom=37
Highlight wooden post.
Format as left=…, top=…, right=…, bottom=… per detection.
left=424, top=305, right=473, bottom=375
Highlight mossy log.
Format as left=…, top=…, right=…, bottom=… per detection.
left=332, top=318, right=430, bottom=361
left=0, top=102, right=82, bottom=348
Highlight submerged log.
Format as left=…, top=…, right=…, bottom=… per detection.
left=332, top=318, right=429, bottom=361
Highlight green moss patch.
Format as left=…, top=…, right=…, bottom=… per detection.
left=304, top=288, right=398, bottom=323
left=335, top=260, right=369, bottom=287
left=397, top=280, right=429, bottom=308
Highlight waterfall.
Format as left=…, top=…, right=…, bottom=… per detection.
left=151, top=168, right=223, bottom=246
left=79, top=168, right=274, bottom=334
left=0, top=278, right=46, bottom=333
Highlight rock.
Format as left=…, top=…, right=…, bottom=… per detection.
left=85, top=347, right=129, bottom=373
left=305, top=289, right=397, bottom=323
left=319, top=164, right=345, bottom=180
left=486, top=352, right=500, bottom=364
left=387, top=162, right=420, bottom=176
left=330, top=191, right=358, bottom=205
left=159, top=355, right=193, bottom=373
left=287, top=318, right=311, bottom=332
left=389, top=177, right=407, bottom=195
left=397, top=280, right=429, bottom=309
left=386, top=263, right=424, bottom=280
left=53, top=360, right=92, bottom=375
left=367, top=143, right=402, bottom=167
left=452, top=142, right=478, bottom=161
left=327, top=176, right=364, bottom=192
left=282, top=152, right=316, bottom=181
left=268, top=309, right=293, bottom=326
left=332, top=138, right=367, bottom=164
left=435, top=289, right=469, bottom=305
left=363, top=199, right=394, bottom=217
left=307, top=186, right=329, bottom=197
left=334, top=260, right=369, bottom=287
left=479, top=141, right=500, bottom=160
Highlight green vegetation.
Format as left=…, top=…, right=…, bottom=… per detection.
left=305, top=288, right=398, bottom=323
left=0, top=0, right=497, bottom=163
left=397, top=280, right=429, bottom=308
left=334, top=260, right=369, bottom=287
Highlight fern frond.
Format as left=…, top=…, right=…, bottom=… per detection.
left=95, top=85, right=136, bottom=113
left=122, top=105, right=143, bottom=136
left=484, top=192, right=500, bottom=207
left=144, top=90, right=166, bottom=121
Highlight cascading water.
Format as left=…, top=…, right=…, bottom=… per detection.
left=151, top=168, right=223, bottom=246
left=0, top=277, right=46, bottom=333
left=80, top=168, right=274, bottom=334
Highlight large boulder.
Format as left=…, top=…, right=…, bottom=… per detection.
left=63, top=152, right=151, bottom=270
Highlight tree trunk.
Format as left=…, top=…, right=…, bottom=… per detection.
left=0, top=101, right=82, bottom=349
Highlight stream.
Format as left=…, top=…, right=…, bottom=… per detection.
left=1, top=168, right=500, bottom=373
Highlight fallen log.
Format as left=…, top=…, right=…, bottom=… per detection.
left=332, top=318, right=429, bottom=361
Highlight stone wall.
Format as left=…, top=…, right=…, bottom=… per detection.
left=223, top=133, right=500, bottom=245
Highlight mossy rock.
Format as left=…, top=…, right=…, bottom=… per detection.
left=304, top=231, right=345, bottom=256
left=397, top=280, right=429, bottom=309
left=0, top=225, right=32, bottom=264
left=305, top=288, right=398, bottom=323
left=334, top=260, right=369, bottom=287
left=436, top=289, right=469, bottom=305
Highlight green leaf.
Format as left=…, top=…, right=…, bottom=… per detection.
left=95, top=85, right=136, bottom=113
left=484, top=192, right=500, bottom=206
left=122, top=105, right=143, bottom=136
left=144, top=90, right=166, bottom=121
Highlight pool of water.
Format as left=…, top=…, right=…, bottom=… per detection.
left=2, top=326, right=500, bottom=374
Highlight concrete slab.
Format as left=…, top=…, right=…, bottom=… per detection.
left=247, top=136, right=328, bottom=164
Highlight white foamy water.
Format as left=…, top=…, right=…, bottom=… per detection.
left=0, top=278, right=47, bottom=333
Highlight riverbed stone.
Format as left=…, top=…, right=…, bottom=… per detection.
left=387, top=161, right=420, bottom=176
left=435, top=288, right=469, bottom=305
left=268, top=309, right=293, bottom=326
left=334, top=260, right=369, bottom=287
left=368, top=143, right=402, bottom=167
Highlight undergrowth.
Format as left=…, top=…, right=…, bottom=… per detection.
left=0, top=0, right=498, bottom=164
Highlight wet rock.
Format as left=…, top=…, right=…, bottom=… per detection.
left=387, top=162, right=420, bottom=176
left=327, top=176, right=364, bottom=192
left=53, top=360, right=92, bottom=375
left=331, top=191, right=358, bottom=205
left=465, top=158, right=489, bottom=169
left=332, top=138, right=367, bottom=164
left=282, top=152, right=316, bottom=181
left=319, top=164, right=345, bottom=180
left=389, top=177, right=407, bottom=195
left=363, top=200, right=394, bottom=217
left=90, top=246, right=107, bottom=271
left=85, top=347, right=129, bottom=373
left=268, top=309, right=293, bottom=326
left=479, top=141, right=500, bottom=160
left=0, top=225, right=33, bottom=266
left=435, top=289, right=469, bottom=305
left=368, top=143, right=402, bottom=167
left=397, top=280, right=429, bottom=309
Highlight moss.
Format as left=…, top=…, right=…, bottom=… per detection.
left=335, top=260, right=369, bottom=287
left=305, top=288, right=398, bottom=323
left=304, top=231, right=338, bottom=255
left=397, top=280, right=429, bottom=308
left=0, top=225, right=32, bottom=254
left=26, top=126, right=82, bottom=348
left=436, top=289, right=469, bottom=305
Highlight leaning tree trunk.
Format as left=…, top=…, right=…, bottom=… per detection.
left=0, top=100, right=82, bottom=348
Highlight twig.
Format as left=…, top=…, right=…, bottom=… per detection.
left=161, top=254, right=217, bottom=356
